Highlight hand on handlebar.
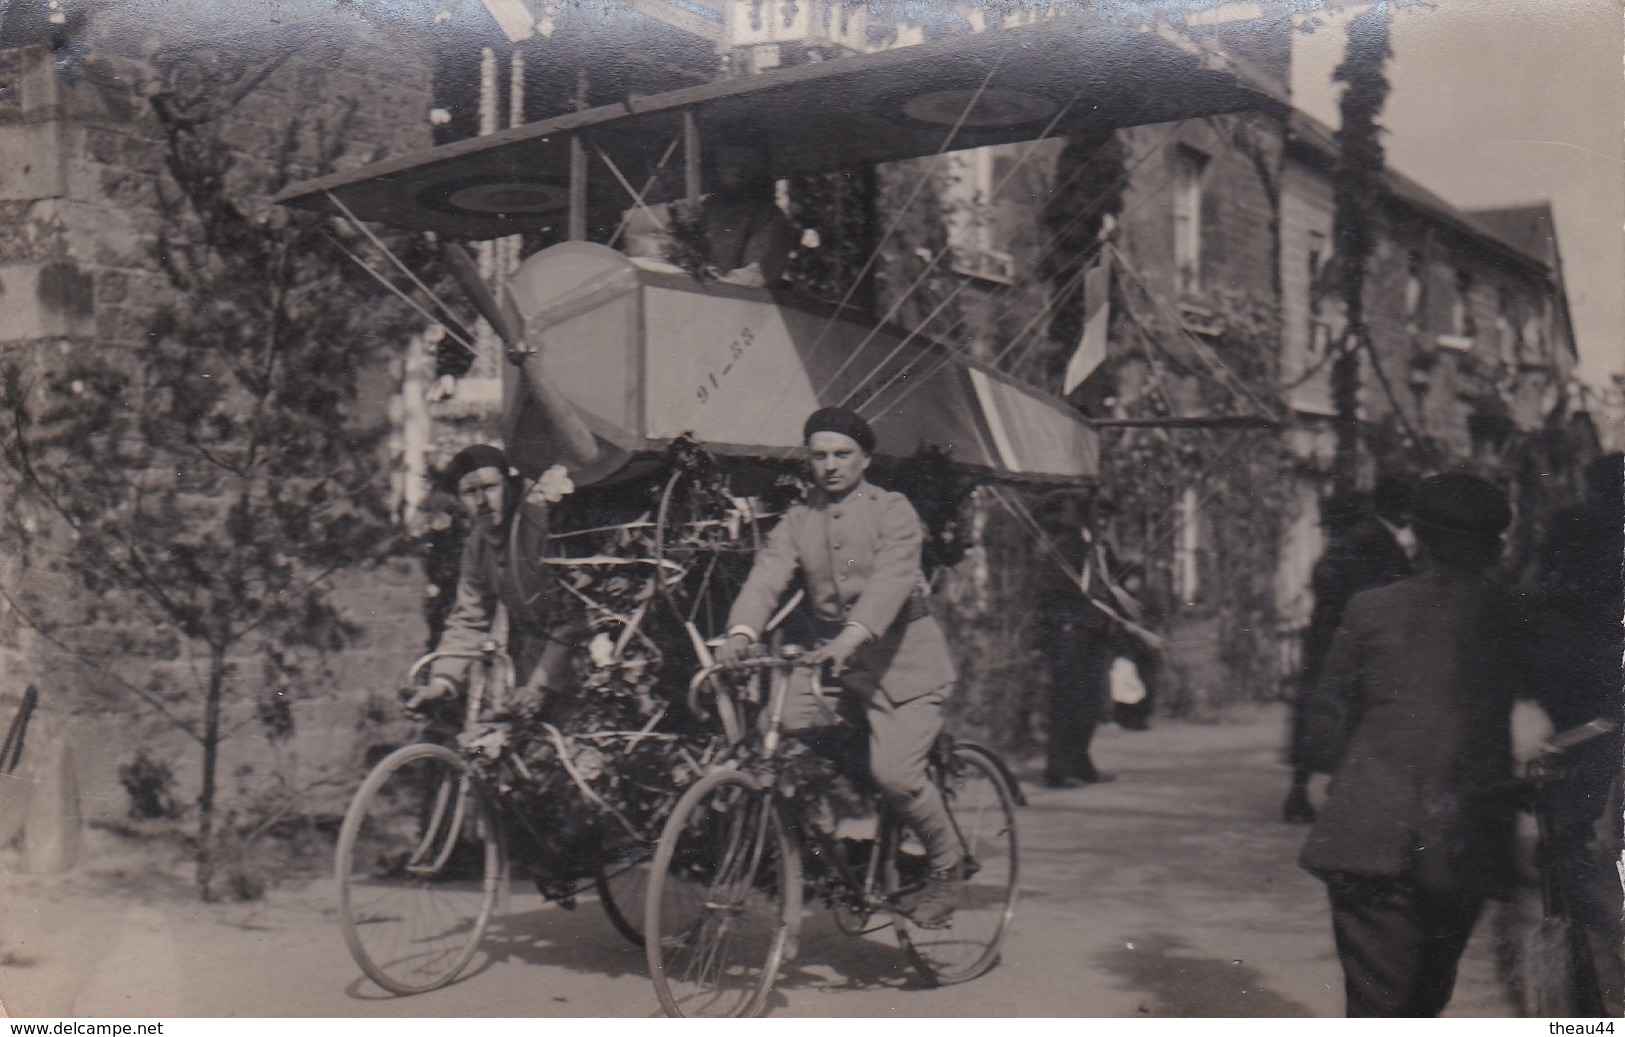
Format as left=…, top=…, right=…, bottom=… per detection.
left=802, top=626, right=866, bottom=676
left=400, top=676, right=457, bottom=716
left=716, top=632, right=756, bottom=669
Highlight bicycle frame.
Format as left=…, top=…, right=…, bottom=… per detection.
left=688, top=650, right=901, bottom=918
left=400, top=641, right=669, bottom=891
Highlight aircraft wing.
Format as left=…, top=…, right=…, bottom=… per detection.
left=275, top=13, right=1286, bottom=240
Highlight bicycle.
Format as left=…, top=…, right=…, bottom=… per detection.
left=1513, top=717, right=1622, bottom=1017
left=334, top=639, right=729, bottom=995
left=643, top=646, right=1021, bottom=1017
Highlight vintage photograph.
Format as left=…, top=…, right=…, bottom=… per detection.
left=0, top=0, right=1619, bottom=1020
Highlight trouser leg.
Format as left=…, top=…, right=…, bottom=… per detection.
left=1045, top=669, right=1103, bottom=782
left=867, top=688, right=960, bottom=873
left=1327, top=873, right=1483, bottom=1017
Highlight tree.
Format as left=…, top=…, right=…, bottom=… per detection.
left=1329, top=2, right=1393, bottom=494
left=0, top=93, right=416, bottom=899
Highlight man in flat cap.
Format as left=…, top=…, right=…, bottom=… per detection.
left=1298, top=472, right=1550, bottom=1016
left=410, top=444, right=583, bottom=715
left=717, top=407, right=963, bottom=927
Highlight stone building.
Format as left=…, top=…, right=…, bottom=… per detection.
left=933, top=105, right=1583, bottom=709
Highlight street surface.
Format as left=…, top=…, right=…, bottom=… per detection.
left=0, top=703, right=1537, bottom=1018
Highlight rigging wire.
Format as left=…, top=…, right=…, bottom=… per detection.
left=600, top=136, right=683, bottom=249
left=807, top=91, right=1082, bottom=408
left=855, top=122, right=1186, bottom=422
left=749, top=56, right=1008, bottom=447
left=324, top=190, right=479, bottom=348
left=862, top=138, right=1184, bottom=424
left=325, top=232, right=479, bottom=357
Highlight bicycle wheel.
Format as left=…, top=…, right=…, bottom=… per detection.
left=645, top=768, right=803, bottom=1017
left=335, top=743, right=501, bottom=995
left=595, top=834, right=654, bottom=947
left=887, top=741, right=1019, bottom=986
left=653, top=461, right=760, bottom=643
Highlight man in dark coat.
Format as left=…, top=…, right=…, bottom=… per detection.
left=1284, top=478, right=1414, bottom=823
left=1299, top=472, right=1544, bottom=1017
left=1033, top=492, right=1134, bottom=787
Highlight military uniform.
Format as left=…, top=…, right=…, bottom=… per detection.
left=726, top=479, right=960, bottom=870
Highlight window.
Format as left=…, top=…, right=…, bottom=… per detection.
left=1494, top=286, right=1521, bottom=366
left=947, top=147, right=1016, bottom=283
left=1404, top=250, right=1425, bottom=331
left=1522, top=300, right=1548, bottom=366
left=1307, top=230, right=1331, bottom=361
left=1452, top=269, right=1477, bottom=339
left=1175, top=486, right=1201, bottom=604
left=1437, top=266, right=1476, bottom=352
left=1172, top=146, right=1208, bottom=296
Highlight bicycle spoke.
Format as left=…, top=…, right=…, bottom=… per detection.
left=647, top=770, right=800, bottom=1016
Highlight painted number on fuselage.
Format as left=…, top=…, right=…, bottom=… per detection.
left=695, top=326, right=755, bottom=404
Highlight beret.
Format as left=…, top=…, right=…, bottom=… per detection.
left=1412, top=472, right=1511, bottom=541
left=803, top=406, right=876, bottom=454
left=441, top=444, right=509, bottom=493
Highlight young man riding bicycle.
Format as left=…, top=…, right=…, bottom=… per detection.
left=408, top=444, right=584, bottom=719
left=715, top=407, right=964, bottom=928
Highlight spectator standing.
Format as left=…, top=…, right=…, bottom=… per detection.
left=1033, top=492, right=1135, bottom=787
left=1284, top=477, right=1414, bottom=823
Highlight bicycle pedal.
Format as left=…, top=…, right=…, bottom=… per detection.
left=908, top=911, right=956, bottom=931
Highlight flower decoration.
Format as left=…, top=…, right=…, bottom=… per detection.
left=533, top=464, right=576, bottom=504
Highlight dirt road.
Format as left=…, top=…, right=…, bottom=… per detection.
left=0, top=703, right=1536, bottom=1018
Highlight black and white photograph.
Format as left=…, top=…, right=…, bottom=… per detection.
left=0, top=0, right=1619, bottom=1021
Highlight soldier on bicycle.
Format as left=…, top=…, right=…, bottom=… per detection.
left=408, top=444, right=584, bottom=716
left=716, top=407, right=963, bottom=928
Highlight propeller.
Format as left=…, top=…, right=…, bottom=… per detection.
left=440, top=242, right=601, bottom=468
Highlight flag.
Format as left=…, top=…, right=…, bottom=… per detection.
left=1063, top=251, right=1112, bottom=395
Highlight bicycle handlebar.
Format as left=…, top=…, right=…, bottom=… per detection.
left=1538, top=718, right=1620, bottom=758
left=687, top=648, right=820, bottom=697
left=405, top=641, right=512, bottom=685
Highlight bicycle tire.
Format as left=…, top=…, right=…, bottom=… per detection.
left=888, top=741, right=1019, bottom=986
left=595, top=835, right=654, bottom=948
left=645, top=768, right=803, bottom=1017
left=335, top=743, right=501, bottom=995
left=653, top=463, right=760, bottom=643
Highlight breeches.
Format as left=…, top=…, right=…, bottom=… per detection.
left=866, top=688, right=959, bottom=873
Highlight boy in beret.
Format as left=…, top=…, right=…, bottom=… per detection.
left=718, top=407, right=964, bottom=928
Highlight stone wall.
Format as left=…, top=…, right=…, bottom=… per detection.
left=0, top=4, right=441, bottom=823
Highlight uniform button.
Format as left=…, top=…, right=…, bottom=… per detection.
left=838, top=574, right=849, bottom=581
left=831, top=541, right=841, bottom=549
left=831, top=510, right=842, bottom=519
